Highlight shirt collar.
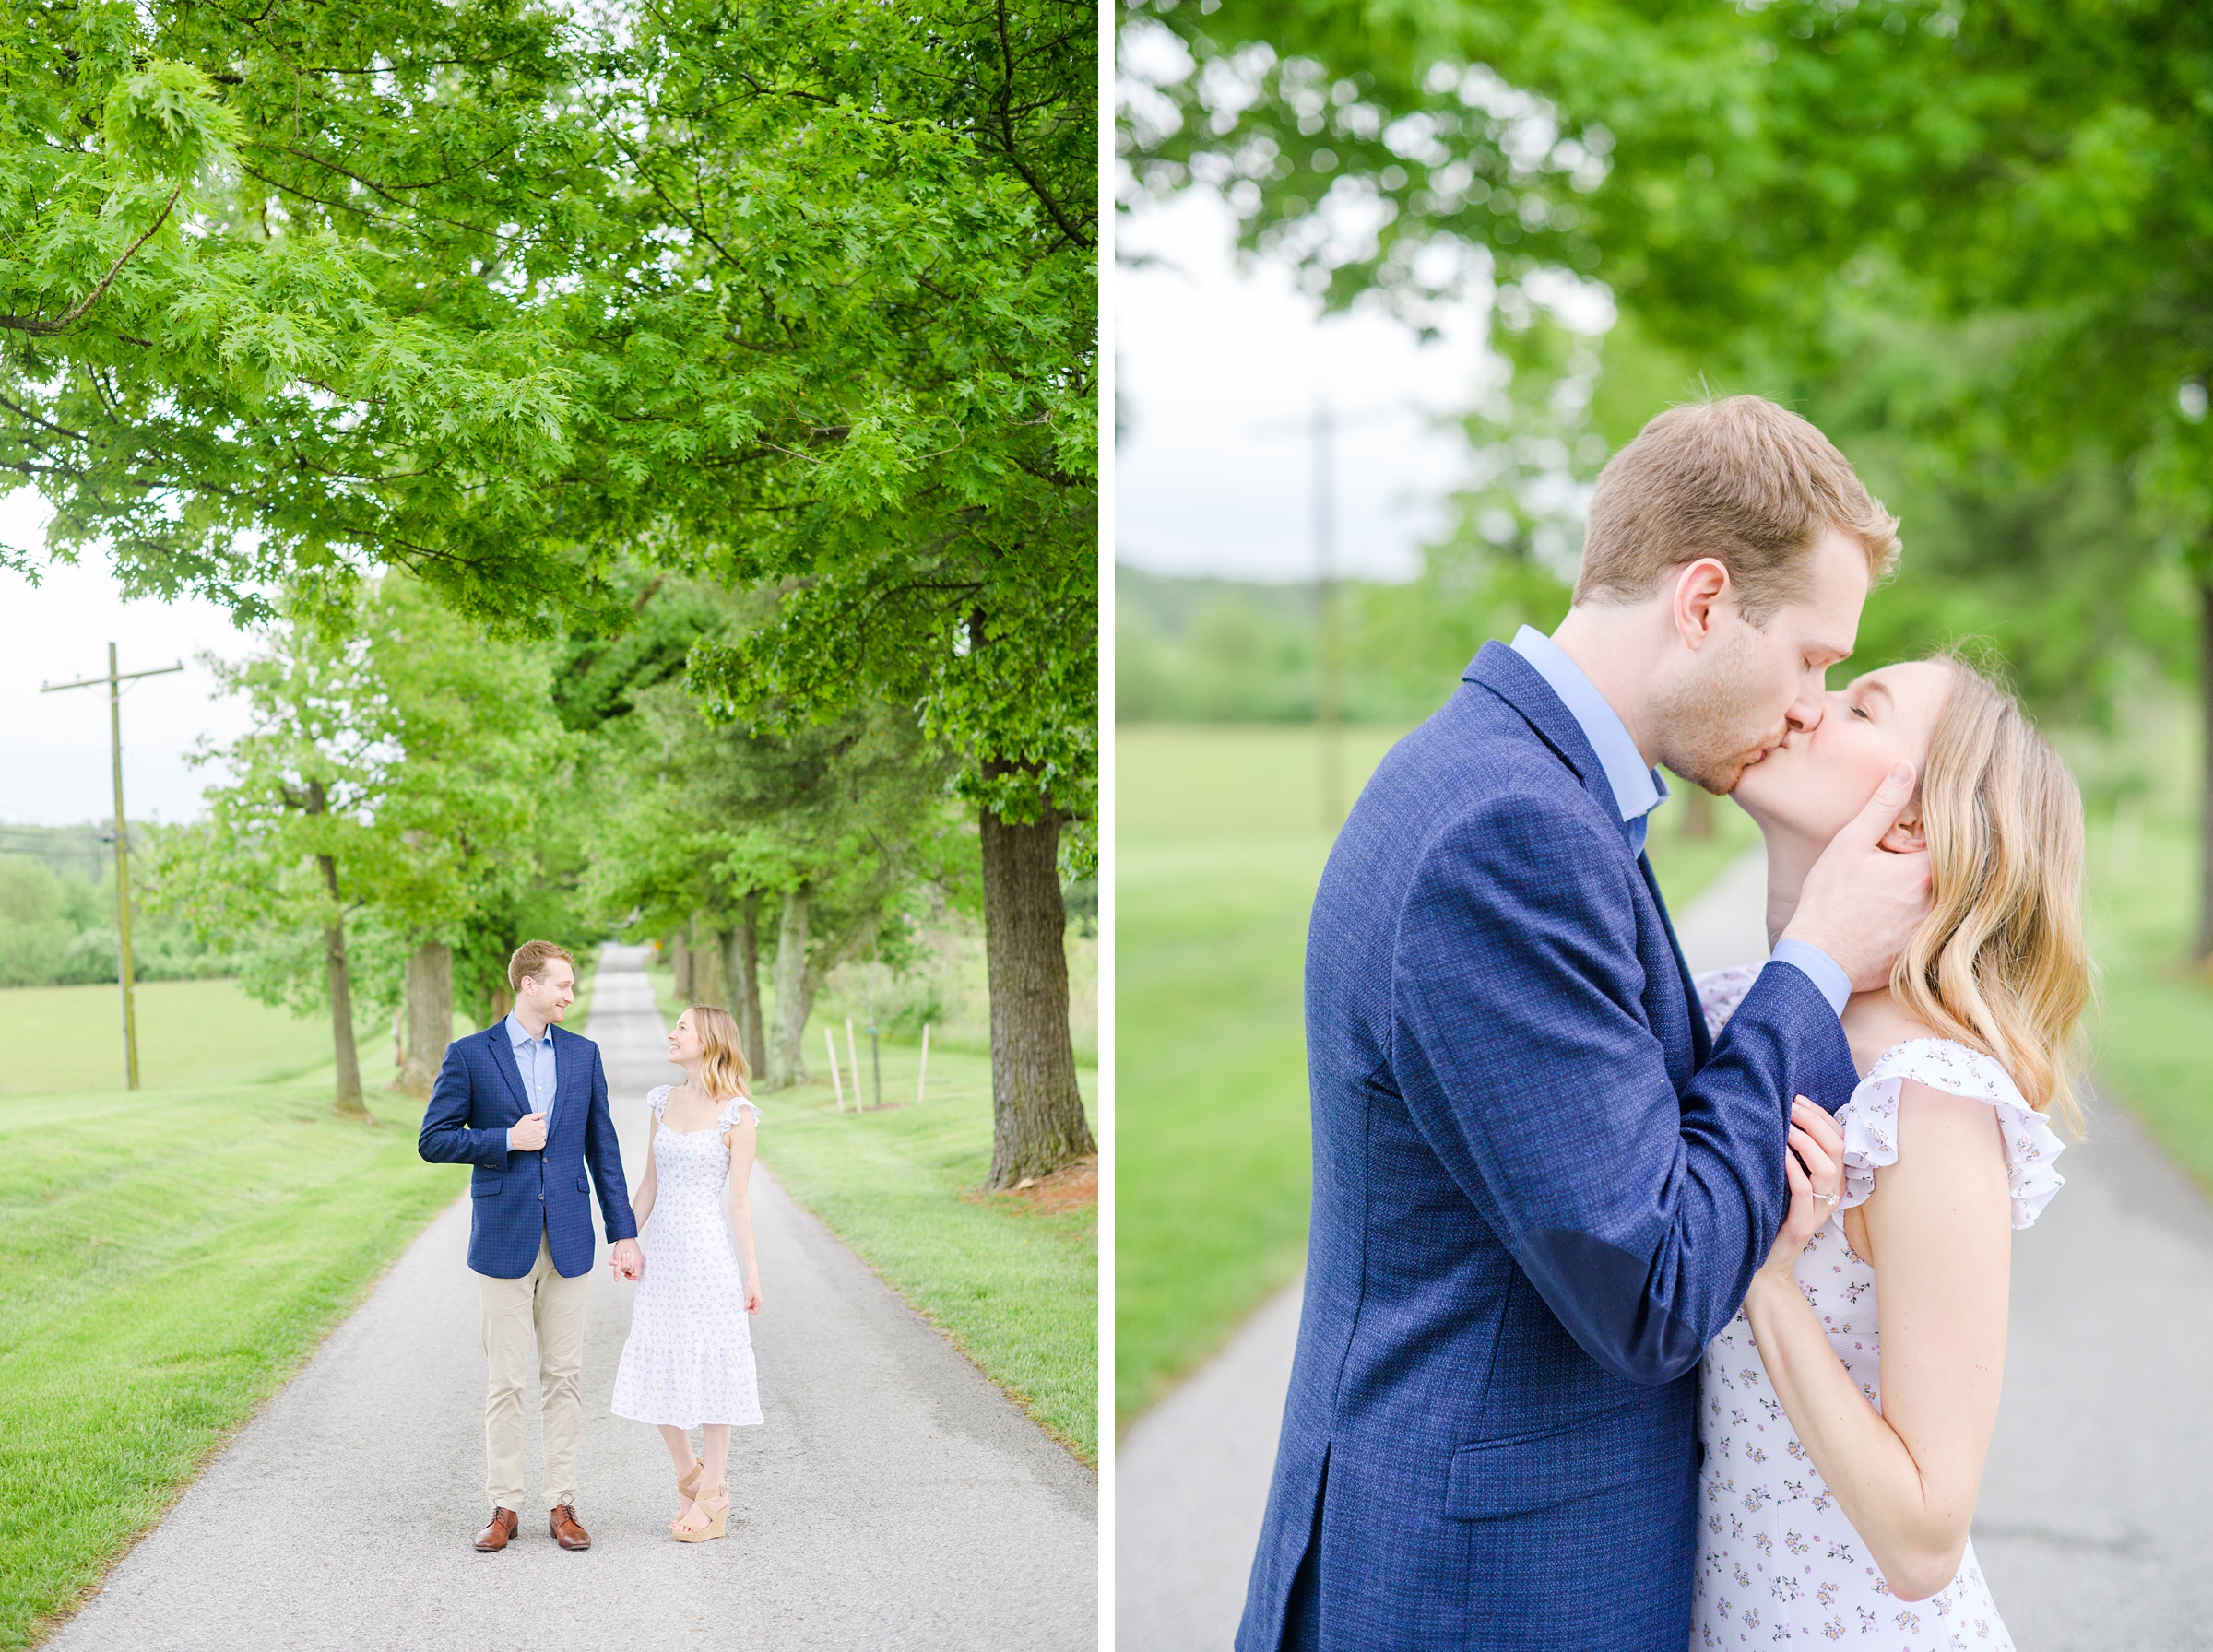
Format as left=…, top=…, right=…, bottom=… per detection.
left=1509, top=625, right=1669, bottom=826
left=504, top=1012, right=550, bottom=1050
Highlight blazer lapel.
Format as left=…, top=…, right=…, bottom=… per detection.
left=1467, top=642, right=1706, bottom=1060
left=550, top=1026, right=586, bottom=1138
left=485, top=1024, right=530, bottom=1118
left=1462, top=642, right=1623, bottom=829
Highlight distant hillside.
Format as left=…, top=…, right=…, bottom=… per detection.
left=1116, top=559, right=1571, bottom=725
left=0, top=822, right=126, bottom=883
left=0, top=824, right=232, bottom=989
left=1117, top=564, right=1323, bottom=723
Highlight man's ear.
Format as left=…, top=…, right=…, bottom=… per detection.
left=1670, top=558, right=1734, bottom=651
left=1878, top=809, right=1926, bottom=855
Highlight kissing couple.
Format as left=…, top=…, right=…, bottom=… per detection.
left=419, top=941, right=767, bottom=1552
left=1241, top=397, right=2088, bottom=1650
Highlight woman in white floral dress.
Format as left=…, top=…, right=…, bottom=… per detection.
left=609, top=1004, right=763, bottom=1542
left=1689, top=655, right=2089, bottom=1649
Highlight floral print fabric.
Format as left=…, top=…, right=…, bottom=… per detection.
left=609, top=1084, right=764, bottom=1429
left=1686, top=969, right=2061, bottom=1649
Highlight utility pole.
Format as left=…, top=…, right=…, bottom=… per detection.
left=1255, top=395, right=1401, bottom=829
left=1313, top=394, right=1343, bottom=831
left=41, top=644, right=183, bottom=1090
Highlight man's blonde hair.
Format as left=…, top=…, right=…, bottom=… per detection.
left=1575, top=395, right=1901, bottom=624
left=508, top=939, right=575, bottom=993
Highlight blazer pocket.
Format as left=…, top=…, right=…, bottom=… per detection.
left=471, top=1178, right=503, bottom=1198
left=576, top=1175, right=589, bottom=1193
left=1445, top=1405, right=1652, bottom=1521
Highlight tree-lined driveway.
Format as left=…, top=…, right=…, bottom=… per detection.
left=47, top=946, right=1095, bottom=1651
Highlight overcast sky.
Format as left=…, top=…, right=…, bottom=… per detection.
left=0, top=489, right=257, bottom=828
left=1116, top=189, right=1493, bottom=585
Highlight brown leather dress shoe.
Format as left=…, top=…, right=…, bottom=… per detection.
left=550, top=1504, right=591, bottom=1551
left=474, top=1508, right=519, bottom=1552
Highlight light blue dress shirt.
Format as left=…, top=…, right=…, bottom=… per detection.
left=1508, top=625, right=1851, bottom=1018
left=503, top=1012, right=558, bottom=1152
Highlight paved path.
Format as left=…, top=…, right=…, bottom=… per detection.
left=51, top=946, right=1095, bottom=1652
left=1117, top=846, right=2213, bottom=1650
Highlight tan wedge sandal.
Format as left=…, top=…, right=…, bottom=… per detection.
left=671, top=1482, right=728, bottom=1543
left=674, top=1454, right=705, bottom=1517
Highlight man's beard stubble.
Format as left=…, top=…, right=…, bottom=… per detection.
left=1651, top=626, right=1778, bottom=797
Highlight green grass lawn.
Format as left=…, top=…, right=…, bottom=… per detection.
left=1115, top=722, right=1763, bottom=1428
left=0, top=981, right=457, bottom=1652
left=0, top=977, right=340, bottom=1096
left=633, top=957, right=1098, bottom=1463
left=2080, top=808, right=2213, bottom=1186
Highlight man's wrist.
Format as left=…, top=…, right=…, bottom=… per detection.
left=1770, top=938, right=1852, bottom=1018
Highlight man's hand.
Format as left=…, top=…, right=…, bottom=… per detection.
left=508, top=1111, right=549, bottom=1152
left=1781, top=761, right=1934, bottom=992
left=609, top=1238, right=643, bottom=1280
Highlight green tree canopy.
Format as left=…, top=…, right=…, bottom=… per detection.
left=152, top=573, right=567, bottom=1111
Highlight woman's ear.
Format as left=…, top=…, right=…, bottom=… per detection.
left=1879, top=808, right=1927, bottom=855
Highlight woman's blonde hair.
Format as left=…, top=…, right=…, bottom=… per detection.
left=687, top=1004, right=751, bottom=1103
left=1891, top=657, right=2090, bottom=1132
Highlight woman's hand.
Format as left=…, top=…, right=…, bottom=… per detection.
left=745, top=1280, right=763, bottom=1314
left=1759, top=1098, right=1846, bottom=1285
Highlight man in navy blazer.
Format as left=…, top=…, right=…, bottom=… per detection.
left=418, top=938, right=638, bottom=1553
left=1239, top=399, right=1934, bottom=1649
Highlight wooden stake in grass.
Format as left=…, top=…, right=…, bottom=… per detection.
left=824, top=1029, right=846, bottom=1112
left=846, top=1018, right=862, bottom=1113
left=916, top=1022, right=930, bottom=1105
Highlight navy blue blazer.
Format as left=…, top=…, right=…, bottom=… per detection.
left=417, top=1021, right=638, bottom=1280
left=1237, top=643, right=1860, bottom=1651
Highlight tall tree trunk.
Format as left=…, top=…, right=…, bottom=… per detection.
left=979, top=794, right=1094, bottom=1187
left=317, top=853, right=365, bottom=1117
left=490, top=979, right=515, bottom=1021
left=689, top=910, right=728, bottom=1006
left=396, top=939, right=452, bottom=1098
left=767, top=881, right=812, bottom=1088
left=730, top=892, right=765, bottom=1079
left=669, top=929, right=692, bottom=1000
left=2197, top=573, right=2213, bottom=962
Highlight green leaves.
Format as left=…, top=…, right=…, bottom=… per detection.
left=1, top=0, right=1095, bottom=842
left=148, top=572, right=574, bottom=1012
left=1124, top=0, right=2213, bottom=711
left=102, top=61, right=241, bottom=188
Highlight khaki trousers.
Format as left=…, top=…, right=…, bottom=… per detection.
left=479, top=1232, right=587, bottom=1512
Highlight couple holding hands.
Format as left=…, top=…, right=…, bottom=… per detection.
left=1244, top=396, right=2087, bottom=1650
left=417, top=941, right=766, bottom=1553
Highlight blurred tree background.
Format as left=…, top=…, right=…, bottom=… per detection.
left=1116, top=0, right=2213, bottom=1421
